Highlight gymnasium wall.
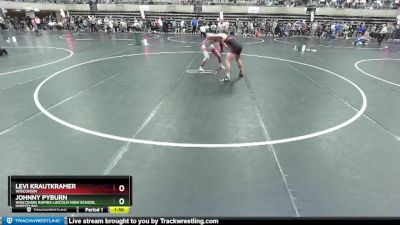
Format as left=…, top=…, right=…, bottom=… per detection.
left=0, top=1, right=399, bottom=18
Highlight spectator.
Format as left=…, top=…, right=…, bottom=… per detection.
left=164, top=18, right=169, bottom=34
left=311, top=21, right=318, bottom=37
left=172, top=20, right=177, bottom=34
left=199, top=24, right=206, bottom=38
left=180, top=19, right=186, bottom=33
left=343, top=22, right=350, bottom=39
left=97, top=17, right=103, bottom=32
left=272, top=20, right=278, bottom=36
left=191, top=17, right=198, bottom=34
left=387, top=23, right=394, bottom=39
left=377, top=24, right=388, bottom=44
left=211, top=22, right=217, bottom=33
left=31, top=18, right=40, bottom=35
left=158, top=17, right=163, bottom=33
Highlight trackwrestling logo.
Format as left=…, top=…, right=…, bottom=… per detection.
left=1, top=217, right=64, bottom=225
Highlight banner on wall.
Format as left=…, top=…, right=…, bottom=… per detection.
left=139, top=5, right=149, bottom=11
left=248, top=6, right=259, bottom=14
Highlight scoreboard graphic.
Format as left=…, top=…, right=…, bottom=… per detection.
left=8, top=176, right=132, bottom=213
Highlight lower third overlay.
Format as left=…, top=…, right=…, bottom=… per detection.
left=1, top=217, right=220, bottom=225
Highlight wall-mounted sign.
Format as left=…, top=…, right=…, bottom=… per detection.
left=139, top=5, right=149, bottom=11
left=248, top=6, right=259, bottom=14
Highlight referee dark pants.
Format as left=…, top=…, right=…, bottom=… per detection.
left=377, top=33, right=385, bottom=44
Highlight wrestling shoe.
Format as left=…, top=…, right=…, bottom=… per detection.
left=199, top=66, right=205, bottom=72
left=220, top=76, right=230, bottom=82
left=239, top=72, right=244, bottom=77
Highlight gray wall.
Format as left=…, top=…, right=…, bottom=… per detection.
left=0, top=1, right=398, bottom=18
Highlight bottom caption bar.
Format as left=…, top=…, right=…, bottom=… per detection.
left=2, top=217, right=399, bottom=225
left=1, top=217, right=221, bottom=225
left=68, top=218, right=220, bottom=225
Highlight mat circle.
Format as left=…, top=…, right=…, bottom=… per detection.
left=34, top=51, right=367, bottom=148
